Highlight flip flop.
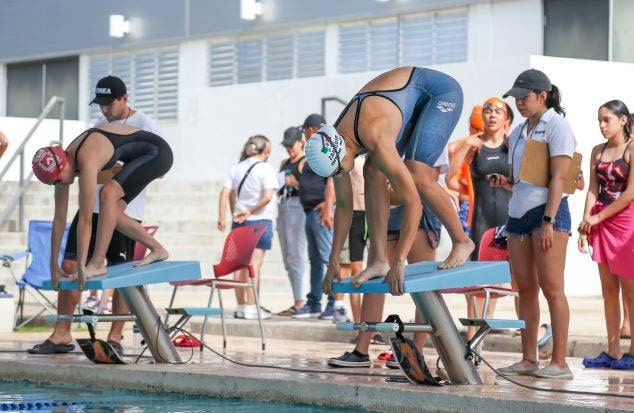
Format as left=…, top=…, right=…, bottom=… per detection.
left=173, top=334, right=201, bottom=348
left=377, top=351, right=393, bottom=361
left=27, top=339, right=75, bottom=354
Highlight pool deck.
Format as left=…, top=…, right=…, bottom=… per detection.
left=1, top=333, right=633, bottom=412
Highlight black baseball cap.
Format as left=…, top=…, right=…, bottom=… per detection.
left=90, top=75, right=127, bottom=105
left=503, top=69, right=552, bottom=99
left=302, top=113, right=326, bottom=129
left=281, top=126, right=303, bottom=146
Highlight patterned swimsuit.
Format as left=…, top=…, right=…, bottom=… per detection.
left=595, top=142, right=631, bottom=207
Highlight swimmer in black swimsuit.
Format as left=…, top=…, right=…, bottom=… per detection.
left=32, top=123, right=173, bottom=290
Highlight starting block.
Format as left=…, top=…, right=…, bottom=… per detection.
left=333, top=261, right=522, bottom=385
left=42, top=261, right=201, bottom=364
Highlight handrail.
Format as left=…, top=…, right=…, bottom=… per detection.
left=0, top=96, right=65, bottom=231
left=321, top=96, right=347, bottom=118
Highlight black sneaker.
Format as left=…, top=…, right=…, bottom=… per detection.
left=328, top=351, right=371, bottom=368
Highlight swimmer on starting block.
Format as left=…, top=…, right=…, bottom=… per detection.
left=305, top=67, right=473, bottom=295
left=32, top=124, right=173, bottom=290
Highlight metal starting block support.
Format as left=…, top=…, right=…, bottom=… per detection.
left=337, top=322, right=434, bottom=334
left=44, top=314, right=138, bottom=324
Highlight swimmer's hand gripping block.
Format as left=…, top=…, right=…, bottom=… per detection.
left=332, top=261, right=510, bottom=294
left=42, top=261, right=201, bottom=290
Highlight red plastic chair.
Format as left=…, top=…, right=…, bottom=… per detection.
left=442, top=227, right=517, bottom=316
left=166, top=224, right=267, bottom=350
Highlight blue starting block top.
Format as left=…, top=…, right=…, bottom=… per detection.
left=332, top=261, right=510, bottom=294
left=42, top=261, right=201, bottom=290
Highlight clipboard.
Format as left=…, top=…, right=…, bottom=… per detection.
left=519, top=139, right=582, bottom=194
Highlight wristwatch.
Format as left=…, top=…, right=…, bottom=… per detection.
left=542, top=215, right=555, bottom=225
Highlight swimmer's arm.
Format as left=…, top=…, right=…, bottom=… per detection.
left=447, top=138, right=477, bottom=180
left=77, top=165, right=99, bottom=271
left=371, top=143, right=422, bottom=264
left=51, top=185, right=69, bottom=271
left=330, top=173, right=354, bottom=264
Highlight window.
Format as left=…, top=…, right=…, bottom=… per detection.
left=208, top=29, right=325, bottom=86
left=7, top=57, right=79, bottom=119
left=338, top=9, right=467, bottom=74
left=544, top=0, right=609, bottom=61
left=87, top=47, right=179, bottom=123
left=613, top=0, right=634, bottom=63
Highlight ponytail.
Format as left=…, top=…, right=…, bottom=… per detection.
left=545, top=84, right=565, bottom=117
left=240, top=134, right=270, bottom=161
left=599, top=100, right=632, bottom=140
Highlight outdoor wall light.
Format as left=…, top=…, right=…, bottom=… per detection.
left=109, top=14, right=130, bottom=38
left=240, top=0, right=262, bottom=21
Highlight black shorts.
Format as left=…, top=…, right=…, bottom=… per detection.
left=349, top=210, right=367, bottom=262
left=63, top=212, right=137, bottom=265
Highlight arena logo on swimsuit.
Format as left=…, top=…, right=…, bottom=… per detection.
left=436, top=100, right=456, bottom=113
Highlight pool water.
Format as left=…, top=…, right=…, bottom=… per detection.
left=0, top=381, right=364, bottom=412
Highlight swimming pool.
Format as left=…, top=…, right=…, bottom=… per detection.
left=0, top=381, right=364, bottom=412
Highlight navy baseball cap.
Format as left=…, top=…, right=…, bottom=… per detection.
left=90, top=76, right=127, bottom=105
left=503, top=69, right=552, bottom=99
left=281, top=126, right=303, bottom=146
left=302, top=113, right=326, bottom=129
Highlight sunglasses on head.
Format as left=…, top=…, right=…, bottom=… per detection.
left=483, top=102, right=506, bottom=111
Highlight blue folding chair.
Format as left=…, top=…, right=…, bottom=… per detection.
left=0, top=220, right=70, bottom=329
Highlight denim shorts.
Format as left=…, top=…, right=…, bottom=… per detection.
left=231, top=219, right=273, bottom=250
left=387, top=204, right=441, bottom=249
left=506, top=197, right=571, bottom=237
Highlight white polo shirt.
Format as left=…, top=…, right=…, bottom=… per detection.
left=508, top=108, right=576, bottom=218
left=92, top=111, right=160, bottom=221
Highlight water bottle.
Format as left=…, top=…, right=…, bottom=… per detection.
left=0, top=285, right=15, bottom=333
left=132, top=324, right=143, bottom=349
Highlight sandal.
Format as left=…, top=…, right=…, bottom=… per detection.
left=611, top=353, right=634, bottom=370
left=277, top=306, right=300, bottom=317
left=27, top=339, right=75, bottom=354
left=582, top=352, right=616, bottom=368
left=173, top=334, right=201, bottom=348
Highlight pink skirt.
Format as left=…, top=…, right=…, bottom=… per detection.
left=588, top=202, right=634, bottom=278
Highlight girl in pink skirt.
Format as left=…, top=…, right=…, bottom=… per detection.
left=579, top=100, right=634, bottom=370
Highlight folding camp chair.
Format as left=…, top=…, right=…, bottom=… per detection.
left=0, top=220, right=70, bottom=329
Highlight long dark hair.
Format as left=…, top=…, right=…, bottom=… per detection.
left=599, top=100, right=632, bottom=140
left=534, top=84, right=565, bottom=117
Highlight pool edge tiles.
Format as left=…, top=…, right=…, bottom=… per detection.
left=0, top=356, right=631, bottom=413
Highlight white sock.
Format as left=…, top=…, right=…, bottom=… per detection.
left=334, top=300, right=345, bottom=309
left=236, top=304, right=245, bottom=312
left=244, top=304, right=257, bottom=312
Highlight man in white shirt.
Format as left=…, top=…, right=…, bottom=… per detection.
left=28, top=76, right=160, bottom=355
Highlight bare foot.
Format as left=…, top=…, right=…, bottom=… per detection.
left=134, top=248, right=169, bottom=267
left=438, top=239, right=475, bottom=269
left=351, top=263, right=390, bottom=288
left=83, top=262, right=108, bottom=278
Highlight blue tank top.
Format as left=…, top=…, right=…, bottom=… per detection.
left=299, top=164, right=327, bottom=212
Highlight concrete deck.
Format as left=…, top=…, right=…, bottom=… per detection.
left=1, top=333, right=633, bottom=412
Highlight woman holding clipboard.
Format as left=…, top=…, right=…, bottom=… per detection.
left=490, top=69, right=576, bottom=379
